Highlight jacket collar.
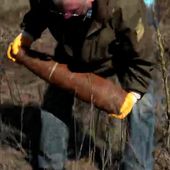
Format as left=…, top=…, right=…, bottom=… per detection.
left=86, top=19, right=103, bottom=38
left=86, top=0, right=116, bottom=38
left=86, top=0, right=108, bottom=38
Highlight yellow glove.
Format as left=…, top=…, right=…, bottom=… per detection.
left=110, top=92, right=139, bottom=119
left=7, top=33, right=32, bottom=62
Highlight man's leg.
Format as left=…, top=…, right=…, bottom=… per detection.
left=39, top=85, right=73, bottom=170
left=121, top=91, right=155, bottom=170
left=38, top=110, right=69, bottom=170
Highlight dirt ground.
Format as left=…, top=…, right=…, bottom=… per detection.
left=0, top=1, right=170, bottom=170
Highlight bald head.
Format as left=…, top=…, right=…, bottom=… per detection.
left=53, top=0, right=94, bottom=19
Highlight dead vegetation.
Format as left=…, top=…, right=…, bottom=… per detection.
left=0, top=0, right=170, bottom=169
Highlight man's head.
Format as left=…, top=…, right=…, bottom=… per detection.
left=53, top=0, right=94, bottom=19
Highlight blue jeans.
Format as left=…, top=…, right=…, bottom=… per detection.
left=39, top=89, right=155, bottom=170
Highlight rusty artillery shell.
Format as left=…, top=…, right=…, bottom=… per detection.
left=16, top=49, right=127, bottom=114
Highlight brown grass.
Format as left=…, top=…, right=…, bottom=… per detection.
left=0, top=0, right=170, bottom=169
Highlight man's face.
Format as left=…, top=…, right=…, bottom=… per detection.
left=57, top=0, right=94, bottom=19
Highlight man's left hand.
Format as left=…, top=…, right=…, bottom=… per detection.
left=109, top=92, right=138, bottom=119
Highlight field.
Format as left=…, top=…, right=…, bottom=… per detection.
left=0, top=0, right=170, bottom=169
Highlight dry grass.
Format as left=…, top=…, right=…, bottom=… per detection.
left=0, top=0, right=170, bottom=169
left=0, top=146, right=32, bottom=170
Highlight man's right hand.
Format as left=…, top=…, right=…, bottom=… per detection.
left=7, top=33, right=33, bottom=62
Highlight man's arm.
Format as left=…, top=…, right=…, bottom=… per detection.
left=20, top=0, right=48, bottom=40
left=109, top=1, right=155, bottom=119
left=112, top=0, right=154, bottom=96
left=7, top=0, right=48, bottom=62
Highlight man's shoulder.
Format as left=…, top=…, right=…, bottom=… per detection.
left=114, top=0, right=145, bottom=18
left=113, top=0, right=147, bottom=28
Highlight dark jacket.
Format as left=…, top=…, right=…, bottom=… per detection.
left=21, top=0, right=154, bottom=95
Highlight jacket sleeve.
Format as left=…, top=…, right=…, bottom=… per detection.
left=20, top=0, right=48, bottom=40
left=111, top=0, right=155, bottom=95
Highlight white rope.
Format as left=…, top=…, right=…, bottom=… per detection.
left=49, top=62, right=58, bottom=81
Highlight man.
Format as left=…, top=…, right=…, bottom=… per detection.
left=7, top=0, right=155, bottom=169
